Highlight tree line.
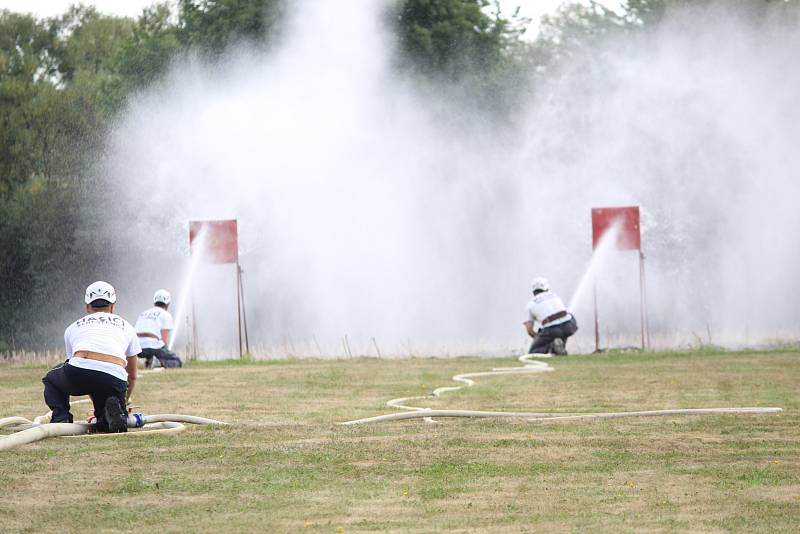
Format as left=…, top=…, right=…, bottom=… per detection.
left=0, top=0, right=795, bottom=350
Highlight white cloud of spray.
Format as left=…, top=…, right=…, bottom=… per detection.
left=107, top=0, right=800, bottom=357
left=518, top=3, right=800, bottom=348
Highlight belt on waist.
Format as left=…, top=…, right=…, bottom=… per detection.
left=73, top=350, right=126, bottom=367
left=137, top=332, right=161, bottom=340
left=542, top=311, right=568, bottom=326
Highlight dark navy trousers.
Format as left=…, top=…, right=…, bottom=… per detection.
left=42, top=362, right=127, bottom=431
left=529, top=317, right=579, bottom=354
left=138, top=347, right=182, bottom=368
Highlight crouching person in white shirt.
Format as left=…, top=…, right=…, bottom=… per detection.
left=42, top=281, right=141, bottom=433
left=524, top=277, right=578, bottom=356
left=135, top=289, right=182, bottom=369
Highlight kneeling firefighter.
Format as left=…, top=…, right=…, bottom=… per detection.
left=523, top=277, right=578, bottom=355
left=135, top=289, right=183, bottom=368
left=42, top=281, right=141, bottom=432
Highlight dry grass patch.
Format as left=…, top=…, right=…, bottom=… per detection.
left=1, top=350, right=799, bottom=532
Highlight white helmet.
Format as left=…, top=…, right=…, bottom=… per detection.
left=531, top=277, right=550, bottom=294
left=85, top=281, right=117, bottom=305
left=153, top=289, right=171, bottom=305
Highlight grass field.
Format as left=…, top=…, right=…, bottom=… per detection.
left=1, top=350, right=799, bottom=533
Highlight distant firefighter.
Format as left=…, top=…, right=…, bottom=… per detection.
left=523, top=277, right=578, bottom=355
left=42, top=281, right=140, bottom=432
left=135, top=289, right=183, bottom=368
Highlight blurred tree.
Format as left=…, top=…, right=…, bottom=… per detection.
left=177, top=0, right=285, bottom=55
left=0, top=9, right=127, bottom=348
left=0, top=11, right=59, bottom=195
left=529, top=2, right=627, bottom=76
left=394, top=0, right=525, bottom=80
left=103, top=3, right=180, bottom=109
left=393, top=0, right=530, bottom=115
left=104, top=1, right=288, bottom=108
left=0, top=181, right=85, bottom=350
left=0, top=2, right=294, bottom=348
left=0, top=7, right=128, bottom=194
left=526, top=0, right=800, bottom=81
left=0, top=11, right=60, bottom=82
left=624, top=0, right=800, bottom=26
left=54, top=6, right=133, bottom=81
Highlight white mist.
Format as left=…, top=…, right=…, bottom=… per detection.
left=105, top=1, right=800, bottom=357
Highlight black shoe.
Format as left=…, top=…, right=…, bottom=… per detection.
left=104, top=397, right=128, bottom=433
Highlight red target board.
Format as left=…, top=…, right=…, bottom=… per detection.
left=591, top=206, right=641, bottom=251
left=189, top=219, right=238, bottom=264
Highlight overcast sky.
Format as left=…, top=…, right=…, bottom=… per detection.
left=0, top=1, right=621, bottom=35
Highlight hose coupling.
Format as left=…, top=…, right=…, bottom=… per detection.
left=128, top=413, right=145, bottom=428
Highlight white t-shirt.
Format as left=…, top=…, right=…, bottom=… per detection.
left=134, top=306, right=174, bottom=349
left=525, top=291, right=572, bottom=327
left=65, top=312, right=141, bottom=381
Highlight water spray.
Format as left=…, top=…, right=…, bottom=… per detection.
left=568, top=220, right=623, bottom=313
left=105, top=0, right=800, bottom=352
left=169, top=226, right=209, bottom=351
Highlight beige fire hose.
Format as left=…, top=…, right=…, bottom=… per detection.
left=1, top=399, right=228, bottom=451
left=341, top=354, right=783, bottom=425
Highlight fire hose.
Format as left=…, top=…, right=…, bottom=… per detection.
left=341, top=354, right=783, bottom=425
left=1, top=398, right=228, bottom=451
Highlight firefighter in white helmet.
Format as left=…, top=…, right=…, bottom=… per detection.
left=523, top=277, right=578, bottom=355
left=42, top=281, right=141, bottom=432
left=135, top=289, right=182, bottom=368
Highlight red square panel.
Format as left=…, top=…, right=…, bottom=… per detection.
left=189, top=219, right=238, bottom=264
left=591, top=207, right=640, bottom=250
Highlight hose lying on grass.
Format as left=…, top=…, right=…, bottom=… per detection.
left=0, top=398, right=228, bottom=451
left=341, top=354, right=783, bottom=425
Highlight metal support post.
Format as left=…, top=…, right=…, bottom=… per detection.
left=236, top=262, right=243, bottom=358
left=593, top=279, right=600, bottom=353
left=238, top=264, right=250, bottom=355
left=639, top=250, right=650, bottom=350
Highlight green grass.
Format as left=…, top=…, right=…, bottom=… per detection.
left=1, top=350, right=799, bottom=533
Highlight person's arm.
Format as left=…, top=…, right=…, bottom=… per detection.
left=161, top=329, right=170, bottom=348
left=160, top=311, right=174, bottom=349
left=64, top=327, right=72, bottom=362
left=524, top=320, right=536, bottom=338
left=125, top=327, right=142, bottom=403
left=126, top=356, right=137, bottom=402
